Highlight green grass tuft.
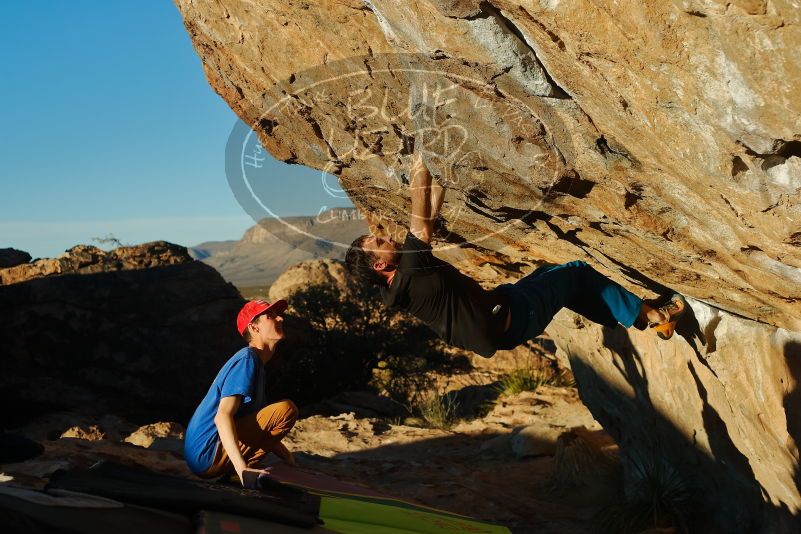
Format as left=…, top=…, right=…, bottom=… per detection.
left=415, top=392, right=460, bottom=429
left=497, top=365, right=575, bottom=396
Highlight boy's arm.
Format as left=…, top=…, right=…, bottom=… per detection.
left=409, top=153, right=434, bottom=243
left=214, top=395, right=247, bottom=484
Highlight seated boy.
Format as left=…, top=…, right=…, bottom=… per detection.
left=184, top=299, right=298, bottom=485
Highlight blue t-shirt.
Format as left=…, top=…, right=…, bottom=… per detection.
left=184, top=347, right=267, bottom=475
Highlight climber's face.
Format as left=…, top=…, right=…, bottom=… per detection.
left=363, top=235, right=400, bottom=272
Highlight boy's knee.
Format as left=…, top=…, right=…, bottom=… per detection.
left=275, top=399, right=299, bottom=423
left=255, top=399, right=299, bottom=429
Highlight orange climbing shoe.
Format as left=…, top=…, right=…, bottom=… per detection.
left=649, top=293, right=687, bottom=340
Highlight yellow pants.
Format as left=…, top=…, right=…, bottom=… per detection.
left=200, top=399, right=298, bottom=478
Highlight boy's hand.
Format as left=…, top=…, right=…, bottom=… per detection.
left=241, top=467, right=269, bottom=489
left=233, top=459, right=248, bottom=486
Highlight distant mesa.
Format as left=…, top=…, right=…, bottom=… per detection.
left=190, top=208, right=367, bottom=289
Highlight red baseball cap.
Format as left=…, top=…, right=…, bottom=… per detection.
left=236, top=299, right=288, bottom=335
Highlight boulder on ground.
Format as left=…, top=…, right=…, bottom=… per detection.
left=0, top=248, right=31, bottom=269
left=268, top=259, right=350, bottom=302
left=510, top=425, right=562, bottom=458
left=0, top=241, right=192, bottom=285
left=0, top=242, right=244, bottom=427
left=124, top=422, right=185, bottom=452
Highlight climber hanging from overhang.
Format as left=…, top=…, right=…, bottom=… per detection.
left=345, top=151, right=687, bottom=358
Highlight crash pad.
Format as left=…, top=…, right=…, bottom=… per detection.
left=46, top=461, right=319, bottom=528
left=0, top=485, right=191, bottom=534
left=255, top=464, right=511, bottom=534
left=197, top=510, right=338, bottom=534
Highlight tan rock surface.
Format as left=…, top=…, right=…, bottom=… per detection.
left=269, top=258, right=350, bottom=302
left=547, top=302, right=801, bottom=532
left=124, top=422, right=186, bottom=452
left=175, top=0, right=801, bottom=329
left=2, top=438, right=191, bottom=486
left=174, top=1, right=801, bottom=529
left=60, top=425, right=106, bottom=442
left=0, top=241, right=192, bottom=286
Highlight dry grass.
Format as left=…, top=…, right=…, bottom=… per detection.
left=414, top=392, right=460, bottom=429
left=497, top=364, right=575, bottom=396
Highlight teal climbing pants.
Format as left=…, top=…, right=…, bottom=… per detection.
left=494, top=260, right=643, bottom=349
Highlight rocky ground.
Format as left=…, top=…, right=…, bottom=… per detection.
left=3, top=368, right=622, bottom=533
left=287, top=386, right=618, bottom=533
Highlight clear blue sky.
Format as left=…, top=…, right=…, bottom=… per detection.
left=1, top=2, right=350, bottom=259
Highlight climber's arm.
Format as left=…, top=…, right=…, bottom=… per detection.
left=431, top=178, right=445, bottom=221
left=409, top=153, right=447, bottom=244
left=409, top=153, right=435, bottom=243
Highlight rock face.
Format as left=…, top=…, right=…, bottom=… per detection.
left=175, top=0, right=801, bottom=328
left=175, top=1, right=801, bottom=530
left=268, top=258, right=349, bottom=302
left=123, top=422, right=186, bottom=452
left=548, top=302, right=801, bottom=532
left=0, top=242, right=191, bottom=286
left=0, top=241, right=244, bottom=428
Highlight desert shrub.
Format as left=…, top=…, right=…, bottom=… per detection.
left=414, top=391, right=460, bottom=429
left=496, top=363, right=575, bottom=396
left=91, top=233, right=126, bottom=248
left=263, top=279, right=450, bottom=406
left=498, top=368, right=542, bottom=395
left=594, top=458, right=693, bottom=534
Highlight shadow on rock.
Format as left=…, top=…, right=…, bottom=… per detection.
left=566, top=326, right=799, bottom=533
left=783, top=341, right=801, bottom=505
left=450, top=382, right=503, bottom=419
left=0, top=261, right=244, bottom=428
left=313, top=430, right=615, bottom=533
